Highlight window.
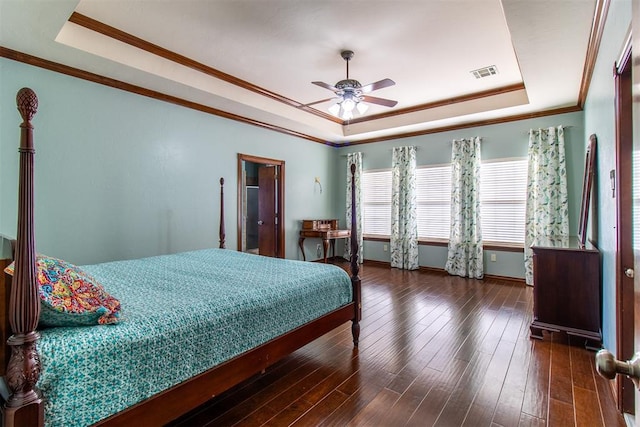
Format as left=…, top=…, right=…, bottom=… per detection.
left=362, top=170, right=391, bottom=236
left=361, top=157, right=528, bottom=245
left=416, top=165, right=451, bottom=239
left=480, top=158, right=528, bottom=244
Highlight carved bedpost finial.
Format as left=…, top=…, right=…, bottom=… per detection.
left=16, top=88, right=38, bottom=126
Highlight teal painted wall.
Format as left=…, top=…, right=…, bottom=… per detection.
left=336, top=110, right=586, bottom=279
left=583, top=0, right=632, bottom=355
left=0, top=56, right=594, bottom=281
left=0, top=58, right=338, bottom=265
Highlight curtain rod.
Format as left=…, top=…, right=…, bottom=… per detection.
left=340, top=147, right=421, bottom=156
left=527, top=125, right=572, bottom=134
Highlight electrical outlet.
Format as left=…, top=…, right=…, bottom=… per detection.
left=383, top=244, right=388, bottom=252
left=316, top=244, right=322, bottom=257
left=490, top=253, right=497, bottom=262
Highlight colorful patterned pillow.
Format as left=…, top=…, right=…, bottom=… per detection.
left=4, top=255, right=121, bottom=327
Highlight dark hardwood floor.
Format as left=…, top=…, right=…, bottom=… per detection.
left=172, top=263, right=625, bottom=427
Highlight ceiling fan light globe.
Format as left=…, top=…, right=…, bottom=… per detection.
left=328, top=103, right=341, bottom=116
left=356, top=102, right=369, bottom=115
left=342, top=98, right=356, bottom=112
left=342, top=110, right=354, bottom=121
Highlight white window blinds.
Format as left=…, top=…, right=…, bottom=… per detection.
left=416, top=165, right=451, bottom=239
left=361, top=158, right=527, bottom=245
left=480, top=159, right=527, bottom=244
left=362, top=170, right=392, bottom=236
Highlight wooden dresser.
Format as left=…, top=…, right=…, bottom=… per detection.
left=530, top=237, right=601, bottom=349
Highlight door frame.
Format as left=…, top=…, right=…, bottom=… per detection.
left=631, top=0, right=640, bottom=415
left=614, top=37, right=633, bottom=413
left=237, top=153, right=286, bottom=258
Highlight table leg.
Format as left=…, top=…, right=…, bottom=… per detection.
left=298, top=237, right=306, bottom=261
left=323, top=238, right=329, bottom=263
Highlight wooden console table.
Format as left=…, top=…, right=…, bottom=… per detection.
left=299, top=219, right=350, bottom=263
left=530, top=237, right=601, bottom=350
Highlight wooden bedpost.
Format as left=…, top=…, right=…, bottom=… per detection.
left=219, top=178, right=226, bottom=249
left=2, top=88, right=44, bottom=426
left=350, top=163, right=361, bottom=347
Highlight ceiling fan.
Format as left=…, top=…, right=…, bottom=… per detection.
left=304, top=50, right=397, bottom=120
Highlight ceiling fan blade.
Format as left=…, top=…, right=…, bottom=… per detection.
left=360, top=78, right=395, bottom=94
left=298, top=97, right=337, bottom=108
left=362, top=95, right=398, bottom=108
left=312, top=81, right=338, bottom=92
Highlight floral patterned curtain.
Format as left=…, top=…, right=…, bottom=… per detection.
left=391, top=146, right=419, bottom=270
left=345, top=152, right=363, bottom=263
left=445, top=137, right=483, bottom=279
left=524, top=126, right=569, bottom=285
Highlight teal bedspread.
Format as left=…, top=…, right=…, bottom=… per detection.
left=36, top=249, right=352, bottom=426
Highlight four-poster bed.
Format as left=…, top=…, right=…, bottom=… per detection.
left=0, top=88, right=362, bottom=427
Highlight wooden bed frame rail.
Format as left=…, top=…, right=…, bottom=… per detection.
left=0, top=88, right=361, bottom=427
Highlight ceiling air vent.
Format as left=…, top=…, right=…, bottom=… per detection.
left=470, top=65, right=499, bottom=79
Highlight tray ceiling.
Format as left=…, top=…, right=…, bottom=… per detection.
left=0, top=0, right=597, bottom=145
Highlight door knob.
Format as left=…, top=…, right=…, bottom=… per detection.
left=257, top=220, right=264, bottom=225
left=596, top=349, right=640, bottom=390
left=625, top=268, right=634, bottom=278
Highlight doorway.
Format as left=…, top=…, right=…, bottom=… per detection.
left=237, top=154, right=285, bottom=258
left=614, top=40, right=633, bottom=413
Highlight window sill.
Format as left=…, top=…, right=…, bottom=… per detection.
left=363, top=235, right=524, bottom=252
left=363, top=234, right=391, bottom=242
left=483, top=242, right=524, bottom=252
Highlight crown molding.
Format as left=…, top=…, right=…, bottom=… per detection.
left=68, top=12, right=342, bottom=124
left=67, top=13, right=531, bottom=130
left=347, top=83, right=526, bottom=124
left=337, top=105, right=583, bottom=146
left=1, top=46, right=582, bottom=148
left=577, top=0, right=612, bottom=108
left=0, top=46, right=333, bottom=146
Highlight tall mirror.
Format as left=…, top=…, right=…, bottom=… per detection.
left=237, top=154, right=285, bottom=258
left=578, top=134, right=597, bottom=247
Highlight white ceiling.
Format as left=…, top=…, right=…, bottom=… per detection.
left=0, top=0, right=596, bottom=145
